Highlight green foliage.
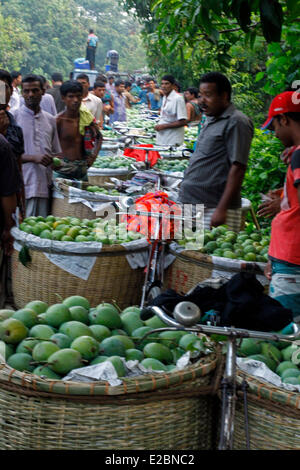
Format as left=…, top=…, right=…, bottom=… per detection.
left=0, top=12, right=30, bottom=70
left=122, top=0, right=299, bottom=108
left=0, top=0, right=146, bottom=78
left=241, top=129, right=286, bottom=217
left=255, top=23, right=300, bottom=94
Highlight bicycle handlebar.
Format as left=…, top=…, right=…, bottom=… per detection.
left=142, top=304, right=300, bottom=343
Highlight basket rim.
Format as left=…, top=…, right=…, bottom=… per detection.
left=0, top=353, right=217, bottom=398
left=168, top=246, right=266, bottom=274
left=12, top=227, right=149, bottom=256
left=53, top=179, right=121, bottom=202
left=236, top=369, right=300, bottom=411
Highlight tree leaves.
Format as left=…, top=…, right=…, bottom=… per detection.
left=0, top=0, right=146, bottom=76
left=259, top=0, right=283, bottom=42
left=232, top=0, right=252, bottom=32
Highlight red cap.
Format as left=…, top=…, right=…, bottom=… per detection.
left=261, top=91, right=300, bottom=129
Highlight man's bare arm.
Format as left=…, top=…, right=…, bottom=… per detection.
left=21, top=154, right=53, bottom=166
left=155, top=119, right=187, bottom=131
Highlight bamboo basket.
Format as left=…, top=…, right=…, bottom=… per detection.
left=51, top=179, right=120, bottom=220
left=87, top=168, right=131, bottom=186
left=0, top=353, right=218, bottom=450
left=100, top=142, right=120, bottom=154
left=51, top=197, right=96, bottom=220
left=164, top=247, right=269, bottom=295
left=11, top=228, right=149, bottom=310
left=232, top=370, right=300, bottom=450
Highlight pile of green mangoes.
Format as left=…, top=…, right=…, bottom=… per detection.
left=155, top=159, right=189, bottom=173
left=126, top=109, right=157, bottom=133
left=0, top=296, right=210, bottom=379
left=86, top=186, right=121, bottom=196
left=92, top=156, right=132, bottom=170
left=101, top=130, right=118, bottom=138
left=238, top=337, right=300, bottom=386
left=19, top=216, right=144, bottom=244
left=178, top=225, right=270, bottom=263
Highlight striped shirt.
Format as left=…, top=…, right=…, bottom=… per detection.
left=180, top=103, right=253, bottom=208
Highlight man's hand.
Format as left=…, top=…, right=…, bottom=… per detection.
left=0, top=110, right=9, bottom=136
left=33, top=154, right=53, bottom=166
left=155, top=123, right=167, bottom=132
left=264, top=260, right=272, bottom=281
left=257, top=197, right=281, bottom=218
left=210, top=207, right=227, bottom=228
left=86, top=153, right=97, bottom=168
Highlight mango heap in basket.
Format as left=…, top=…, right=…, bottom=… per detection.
left=177, top=224, right=270, bottom=263
left=237, top=336, right=300, bottom=386
left=0, top=296, right=213, bottom=379
left=19, top=216, right=144, bottom=244
left=92, top=155, right=131, bottom=169
left=155, top=159, right=189, bottom=173
left=86, top=186, right=121, bottom=195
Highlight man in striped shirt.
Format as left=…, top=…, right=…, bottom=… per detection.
left=180, top=72, right=253, bottom=231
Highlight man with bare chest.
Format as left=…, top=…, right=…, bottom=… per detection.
left=55, top=80, right=102, bottom=181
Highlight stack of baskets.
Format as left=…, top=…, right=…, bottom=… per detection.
left=0, top=353, right=218, bottom=450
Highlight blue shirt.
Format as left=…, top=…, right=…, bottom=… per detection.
left=148, top=91, right=162, bottom=111
left=139, top=89, right=148, bottom=105
left=109, top=90, right=126, bottom=124
left=88, top=34, right=98, bottom=47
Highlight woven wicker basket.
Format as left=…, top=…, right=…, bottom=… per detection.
left=87, top=163, right=132, bottom=186
left=88, top=172, right=129, bottom=186
left=164, top=248, right=269, bottom=295
left=232, top=370, right=300, bottom=450
left=11, top=233, right=148, bottom=310
left=51, top=197, right=96, bottom=220
left=0, top=353, right=218, bottom=450
left=51, top=179, right=120, bottom=220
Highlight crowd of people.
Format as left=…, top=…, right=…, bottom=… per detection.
left=0, top=66, right=299, bottom=321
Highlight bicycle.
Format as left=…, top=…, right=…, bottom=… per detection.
left=138, top=299, right=300, bottom=450
left=115, top=171, right=202, bottom=309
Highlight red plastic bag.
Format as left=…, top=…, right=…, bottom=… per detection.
left=123, top=144, right=161, bottom=167
left=121, top=191, right=181, bottom=241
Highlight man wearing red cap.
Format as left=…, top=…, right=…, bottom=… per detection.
left=263, top=90, right=300, bottom=322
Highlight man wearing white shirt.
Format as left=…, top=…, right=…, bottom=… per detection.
left=13, top=74, right=61, bottom=217
left=155, top=75, right=187, bottom=146
left=8, top=71, right=22, bottom=113
left=76, top=73, right=103, bottom=128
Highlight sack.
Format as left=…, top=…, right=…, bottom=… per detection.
left=121, top=191, right=181, bottom=241
left=123, top=144, right=161, bottom=167
left=148, top=272, right=293, bottom=332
